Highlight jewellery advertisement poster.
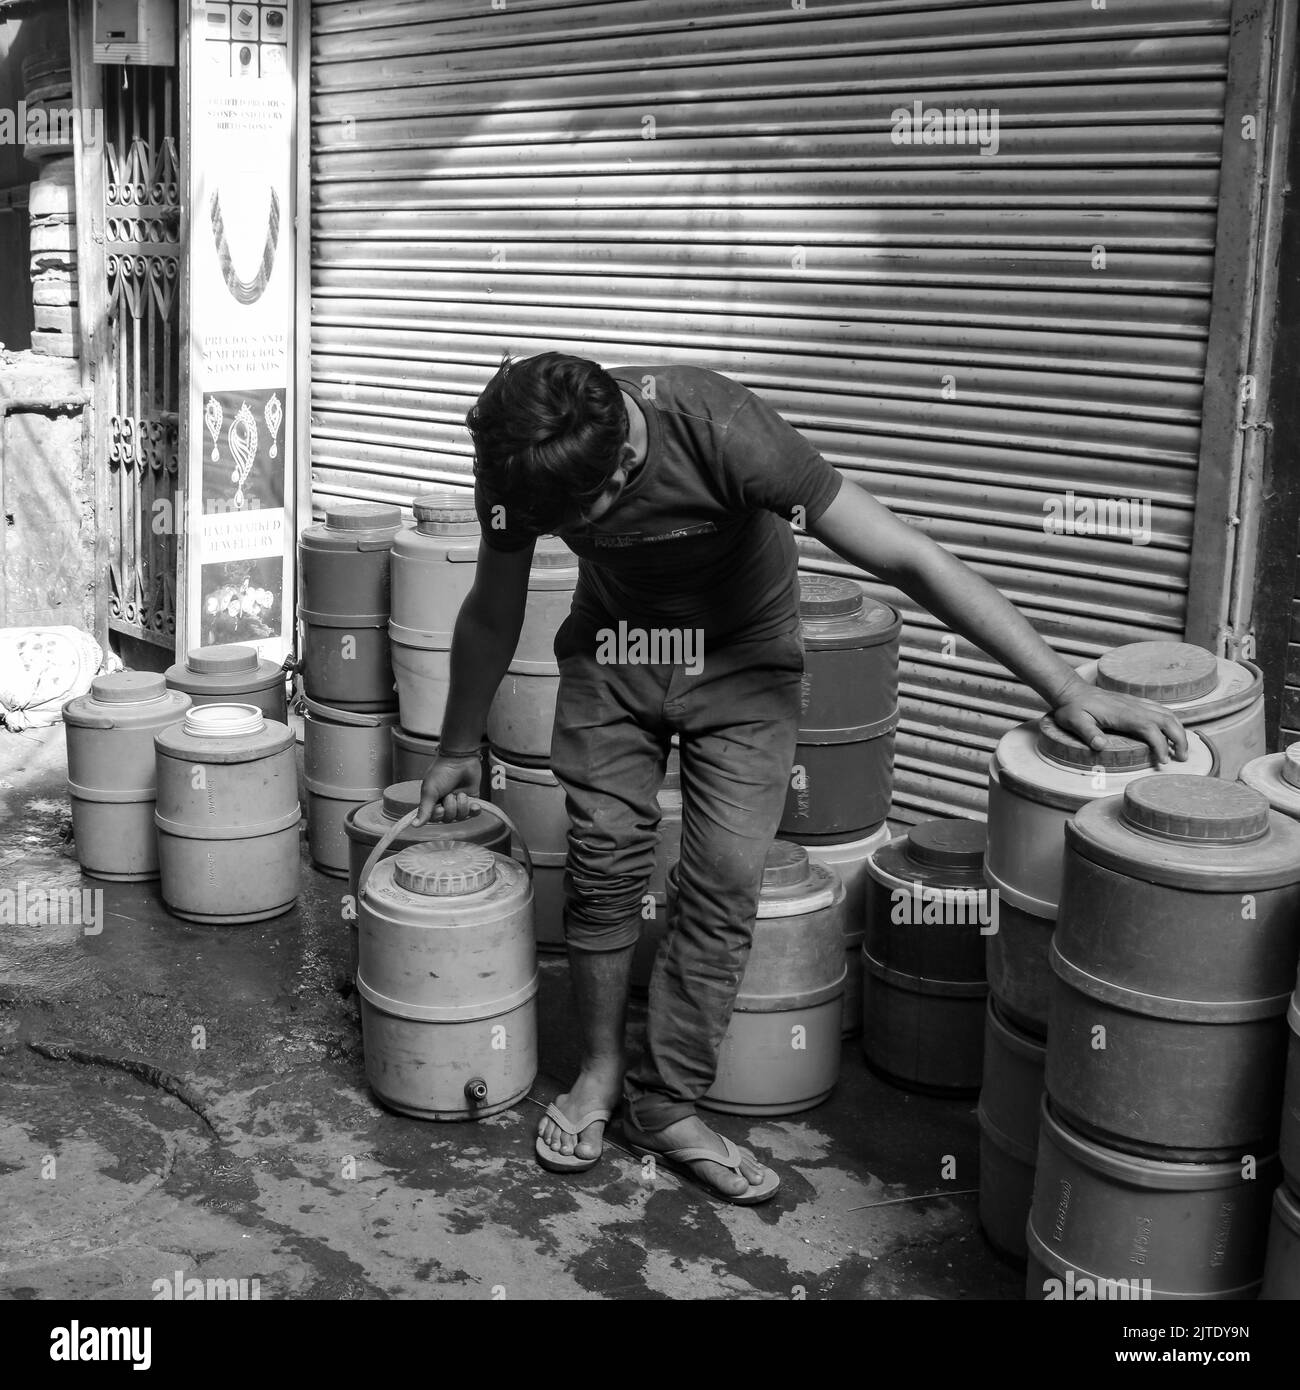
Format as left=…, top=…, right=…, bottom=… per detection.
left=182, top=1, right=296, bottom=658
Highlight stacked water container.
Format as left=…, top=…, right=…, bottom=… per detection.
left=1074, top=640, right=1264, bottom=779
left=779, top=576, right=900, bottom=1036
left=1027, top=774, right=1299, bottom=1299
left=979, top=715, right=1215, bottom=1262
left=298, top=503, right=403, bottom=879
left=485, top=538, right=579, bottom=949
left=1239, top=743, right=1300, bottom=1297
left=388, top=491, right=483, bottom=782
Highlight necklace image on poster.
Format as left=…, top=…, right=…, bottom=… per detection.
left=209, top=179, right=281, bottom=305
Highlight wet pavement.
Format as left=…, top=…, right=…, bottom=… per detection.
left=0, top=720, right=1021, bottom=1301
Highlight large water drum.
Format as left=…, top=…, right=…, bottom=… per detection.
left=1049, top=775, right=1300, bottom=1157
left=155, top=705, right=301, bottom=923
left=486, top=538, right=578, bottom=763
left=392, top=726, right=441, bottom=783
left=357, top=842, right=538, bottom=1120
left=985, top=715, right=1215, bottom=918
left=63, top=672, right=190, bottom=881
left=488, top=753, right=567, bottom=949
left=1282, top=984, right=1300, bottom=1195
left=1026, top=1101, right=1277, bottom=1300
left=1239, top=744, right=1300, bottom=822
left=299, top=503, right=402, bottom=711
left=1260, top=1183, right=1300, bottom=1300
left=804, top=823, right=892, bottom=1038
left=345, top=781, right=510, bottom=905
left=985, top=898, right=1054, bottom=1039
left=1075, top=640, right=1264, bottom=780
left=695, top=842, right=846, bottom=1116
left=779, top=578, right=900, bottom=842
left=165, top=644, right=287, bottom=724
left=861, top=820, right=991, bottom=1094
left=389, top=491, right=481, bottom=736
left=302, top=697, right=397, bottom=879
left=978, top=998, right=1046, bottom=1263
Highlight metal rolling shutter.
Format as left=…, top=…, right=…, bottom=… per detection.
left=309, top=0, right=1232, bottom=822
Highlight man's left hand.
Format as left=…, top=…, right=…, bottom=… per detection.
left=1050, top=680, right=1188, bottom=767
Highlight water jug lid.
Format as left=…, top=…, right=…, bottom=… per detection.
left=1283, top=744, right=1300, bottom=790
left=762, top=840, right=810, bottom=889
left=382, top=780, right=426, bottom=818
left=798, top=575, right=862, bottom=619
left=905, top=818, right=986, bottom=870
left=182, top=703, right=266, bottom=738
left=412, top=490, right=476, bottom=523
left=325, top=502, right=401, bottom=532
left=1120, top=774, right=1269, bottom=844
left=1095, top=641, right=1219, bottom=703
left=91, top=670, right=168, bottom=704
left=1036, top=715, right=1153, bottom=772
left=393, top=843, right=496, bottom=896
left=186, top=643, right=259, bottom=676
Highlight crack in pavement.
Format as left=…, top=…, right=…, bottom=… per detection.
left=25, top=1042, right=225, bottom=1139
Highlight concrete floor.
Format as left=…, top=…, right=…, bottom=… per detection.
left=0, top=720, right=1022, bottom=1301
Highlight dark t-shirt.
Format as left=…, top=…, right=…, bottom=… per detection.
left=475, top=365, right=844, bottom=643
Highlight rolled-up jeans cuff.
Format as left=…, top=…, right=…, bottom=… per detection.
left=625, top=1091, right=696, bottom=1132
left=563, top=908, right=641, bottom=953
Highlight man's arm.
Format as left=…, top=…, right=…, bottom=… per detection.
left=414, top=537, right=535, bottom=823
left=807, top=480, right=1188, bottom=763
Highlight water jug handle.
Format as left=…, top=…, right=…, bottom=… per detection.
left=301, top=687, right=391, bottom=728
left=354, top=800, right=535, bottom=906
left=465, top=797, right=534, bottom=881
left=356, top=808, right=420, bottom=902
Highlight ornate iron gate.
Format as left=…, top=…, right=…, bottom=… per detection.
left=102, top=63, right=181, bottom=649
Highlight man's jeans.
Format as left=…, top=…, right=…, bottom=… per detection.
left=550, top=610, right=803, bottom=1131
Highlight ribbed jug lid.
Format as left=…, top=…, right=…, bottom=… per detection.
left=182, top=703, right=266, bottom=738
left=1283, top=743, right=1300, bottom=790
left=382, top=780, right=423, bottom=819
left=393, top=843, right=496, bottom=896
left=1095, top=641, right=1219, bottom=703
left=906, top=818, right=986, bottom=870
left=186, top=643, right=259, bottom=676
left=1120, top=774, right=1270, bottom=844
left=91, top=671, right=167, bottom=704
left=762, top=840, right=810, bottom=889
left=1036, top=715, right=1153, bottom=772
left=412, top=490, right=476, bottom=523
left=325, top=502, right=401, bottom=532
left=798, top=575, right=862, bottom=619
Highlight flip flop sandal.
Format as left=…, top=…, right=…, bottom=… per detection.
left=535, top=1102, right=613, bottom=1173
left=623, top=1124, right=780, bottom=1206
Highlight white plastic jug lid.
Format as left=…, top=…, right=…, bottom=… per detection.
left=1284, top=743, right=1300, bottom=790
left=183, top=703, right=266, bottom=738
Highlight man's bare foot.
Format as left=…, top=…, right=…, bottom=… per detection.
left=629, top=1113, right=771, bottom=1198
left=536, top=1060, right=623, bottom=1161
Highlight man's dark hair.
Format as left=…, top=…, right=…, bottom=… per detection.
left=466, top=352, right=627, bottom=534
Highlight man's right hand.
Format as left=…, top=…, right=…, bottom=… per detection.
left=413, top=752, right=483, bottom=827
